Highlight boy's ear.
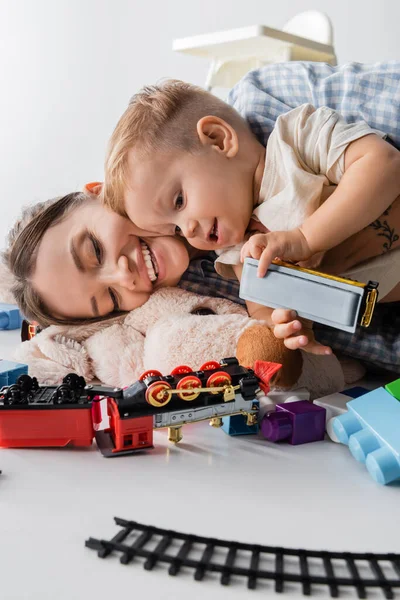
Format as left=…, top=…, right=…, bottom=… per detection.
left=83, top=182, right=103, bottom=197
left=196, top=116, right=238, bottom=158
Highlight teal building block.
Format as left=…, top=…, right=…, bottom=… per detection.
left=0, top=360, right=28, bottom=387
left=385, top=379, right=400, bottom=402
left=332, top=387, right=400, bottom=485
left=0, top=303, right=23, bottom=330
left=222, top=413, right=259, bottom=436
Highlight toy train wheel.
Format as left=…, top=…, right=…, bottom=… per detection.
left=2, top=383, right=28, bottom=405
left=207, top=371, right=232, bottom=394
left=170, top=365, right=192, bottom=376
left=199, top=360, right=220, bottom=371
left=139, top=369, right=163, bottom=381
left=176, top=376, right=202, bottom=401
left=145, top=381, right=172, bottom=407
left=53, top=383, right=75, bottom=405
left=16, top=374, right=39, bottom=394
left=63, top=373, right=86, bottom=391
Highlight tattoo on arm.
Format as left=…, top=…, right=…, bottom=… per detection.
left=368, top=206, right=399, bottom=252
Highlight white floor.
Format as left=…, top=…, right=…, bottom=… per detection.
left=1, top=329, right=399, bottom=600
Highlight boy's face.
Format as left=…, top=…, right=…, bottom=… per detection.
left=123, top=136, right=256, bottom=251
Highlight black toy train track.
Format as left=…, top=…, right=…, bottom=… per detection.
left=86, top=518, right=400, bottom=598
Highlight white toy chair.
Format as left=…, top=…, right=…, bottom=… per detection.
left=283, top=10, right=335, bottom=47
left=173, top=12, right=337, bottom=90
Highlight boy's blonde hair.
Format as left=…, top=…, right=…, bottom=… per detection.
left=104, top=79, right=247, bottom=215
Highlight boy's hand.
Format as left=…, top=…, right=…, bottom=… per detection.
left=240, top=228, right=312, bottom=277
left=271, top=308, right=332, bottom=355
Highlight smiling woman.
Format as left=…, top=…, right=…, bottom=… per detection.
left=4, top=190, right=190, bottom=327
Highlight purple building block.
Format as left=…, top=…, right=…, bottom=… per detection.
left=260, top=400, right=326, bottom=445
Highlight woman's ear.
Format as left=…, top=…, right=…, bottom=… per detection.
left=196, top=116, right=239, bottom=158
left=83, top=182, right=103, bottom=197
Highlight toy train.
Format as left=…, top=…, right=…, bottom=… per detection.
left=0, top=358, right=281, bottom=457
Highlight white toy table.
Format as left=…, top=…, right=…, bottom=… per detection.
left=173, top=25, right=337, bottom=89
left=0, top=329, right=399, bottom=600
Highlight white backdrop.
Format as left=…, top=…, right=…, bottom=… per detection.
left=1, top=0, right=400, bottom=245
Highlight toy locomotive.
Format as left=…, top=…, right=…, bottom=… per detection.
left=0, top=358, right=280, bottom=457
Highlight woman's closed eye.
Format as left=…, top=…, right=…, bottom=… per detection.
left=89, top=233, right=120, bottom=312
left=89, top=232, right=103, bottom=264
left=108, top=287, right=120, bottom=312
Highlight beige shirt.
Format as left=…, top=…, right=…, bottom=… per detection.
left=215, top=103, right=400, bottom=298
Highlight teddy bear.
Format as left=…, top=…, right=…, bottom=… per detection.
left=13, top=287, right=365, bottom=399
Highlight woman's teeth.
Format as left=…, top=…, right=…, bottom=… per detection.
left=140, top=242, right=158, bottom=282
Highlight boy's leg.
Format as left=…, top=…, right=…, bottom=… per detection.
left=314, top=302, right=400, bottom=375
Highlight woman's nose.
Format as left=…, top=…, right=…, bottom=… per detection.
left=116, top=255, right=135, bottom=290
left=102, top=255, right=135, bottom=290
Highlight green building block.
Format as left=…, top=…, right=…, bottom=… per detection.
left=385, top=378, right=400, bottom=401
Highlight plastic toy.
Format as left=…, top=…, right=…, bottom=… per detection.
left=0, top=303, right=23, bottom=330
left=0, top=358, right=281, bottom=456
left=260, top=400, right=326, bottom=444
left=86, top=516, right=400, bottom=597
left=257, top=388, right=310, bottom=421
left=0, top=359, right=28, bottom=387
left=332, top=387, right=400, bottom=485
left=239, top=258, right=378, bottom=333
left=314, top=386, right=368, bottom=442
left=221, top=406, right=259, bottom=436
left=385, top=378, right=400, bottom=401
left=20, top=320, right=41, bottom=342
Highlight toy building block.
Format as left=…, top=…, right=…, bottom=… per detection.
left=260, top=400, right=326, bottom=445
left=240, top=258, right=378, bottom=333
left=257, top=388, right=310, bottom=421
left=332, top=387, right=400, bottom=485
left=385, top=378, right=400, bottom=402
left=314, top=387, right=368, bottom=443
left=221, top=412, right=259, bottom=436
left=0, top=360, right=28, bottom=387
left=0, top=303, right=23, bottom=330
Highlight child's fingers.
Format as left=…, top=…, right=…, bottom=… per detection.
left=271, top=308, right=297, bottom=325
left=283, top=335, right=332, bottom=355
left=257, top=247, right=277, bottom=277
left=273, top=319, right=302, bottom=340
left=240, top=234, right=267, bottom=263
left=283, top=334, right=310, bottom=351
left=240, top=243, right=251, bottom=262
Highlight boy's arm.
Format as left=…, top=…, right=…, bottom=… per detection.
left=232, top=264, right=332, bottom=355
left=300, top=133, right=400, bottom=255
left=242, top=105, right=400, bottom=276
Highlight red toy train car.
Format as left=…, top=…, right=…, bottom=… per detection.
left=0, top=358, right=281, bottom=457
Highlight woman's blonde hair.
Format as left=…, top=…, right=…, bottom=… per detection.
left=103, top=79, right=247, bottom=215
left=3, top=192, right=123, bottom=328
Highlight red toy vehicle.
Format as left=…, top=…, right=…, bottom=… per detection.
left=0, top=358, right=281, bottom=457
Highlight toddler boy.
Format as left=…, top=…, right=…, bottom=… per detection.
left=103, top=79, right=400, bottom=354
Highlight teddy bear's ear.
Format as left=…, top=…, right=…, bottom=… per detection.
left=236, top=323, right=303, bottom=388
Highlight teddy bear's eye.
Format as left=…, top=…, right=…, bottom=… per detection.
left=190, top=307, right=216, bottom=316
